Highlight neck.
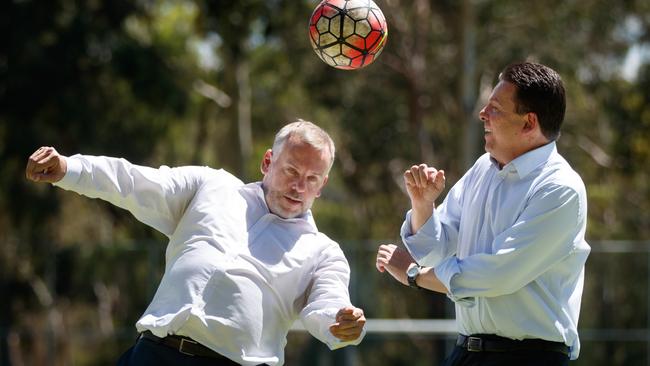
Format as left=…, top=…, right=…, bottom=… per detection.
left=496, top=139, right=551, bottom=168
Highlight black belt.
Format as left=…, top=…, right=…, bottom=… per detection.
left=456, top=334, right=569, bottom=356
left=140, top=330, right=239, bottom=364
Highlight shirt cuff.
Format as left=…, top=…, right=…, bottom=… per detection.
left=53, top=155, right=83, bottom=190
left=400, top=210, right=443, bottom=267
left=434, top=257, right=475, bottom=308
left=303, top=307, right=365, bottom=350
left=329, top=326, right=366, bottom=349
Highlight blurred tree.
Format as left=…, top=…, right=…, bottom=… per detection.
left=2, top=0, right=198, bottom=363
left=1, top=0, right=650, bottom=364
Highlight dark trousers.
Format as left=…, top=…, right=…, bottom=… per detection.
left=117, top=336, right=240, bottom=366
left=442, top=345, right=570, bottom=366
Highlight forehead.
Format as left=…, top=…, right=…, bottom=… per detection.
left=276, top=140, right=330, bottom=173
left=489, top=81, right=518, bottom=107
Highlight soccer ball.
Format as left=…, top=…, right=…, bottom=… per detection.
left=309, top=0, right=388, bottom=70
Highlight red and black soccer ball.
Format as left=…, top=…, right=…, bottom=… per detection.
left=309, top=0, right=388, bottom=70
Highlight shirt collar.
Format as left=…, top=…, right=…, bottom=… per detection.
left=491, top=141, right=556, bottom=179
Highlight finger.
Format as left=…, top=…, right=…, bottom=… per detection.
left=25, top=160, right=37, bottom=180
left=35, top=149, right=59, bottom=165
left=376, top=251, right=392, bottom=265
left=26, top=149, right=47, bottom=178
left=337, top=307, right=363, bottom=323
left=330, top=322, right=365, bottom=337
left=376, top=258, right=389, bottom=271
left=376, top=261, right=385, bottom=272
left=26, top=159, right=48, bottom=181
left=425, top=167, right=438, bottom=183
left=404, top=170, right=416, bottom=187
left=27, top=150, right=54, bottom=173
left=330, top=324, right=361, bottom=341
left=334, top=321, right=364, bottom=332
left=336, top=314, right=359, bottom=322
left=418, top=164, right=431, bottom=186
left=330, top=318, right=366, bottom=335
left=410, top=165, right=422, bottom=187
left=337, top=309, right=364, bottom=321
left=32, top=147, right=54, bottom=164
left=376, top=251, right=386, bottom=271
left=28, top=157, right=56, bottom=179
left=377, top=245, right=395, bottom=257
left=335, top=307, right=354, bottom=319
left=31, top=173, right=51, bottom=182
left=27, top=160, right=60, bottom=183
left=411, top=165, right=423, bottom=187
left=29, top=146, right=48, bottom=160
left=434, top=170, right=446, bottom=190
left=379, top=243, right=396, bottom=252
left=378, top=244, right=395, bottom=252
left=377, top=252, right=391, bottom=263
left=38, top=153, right=60, bottom=169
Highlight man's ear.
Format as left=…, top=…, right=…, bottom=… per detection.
left=315, top=175, right=329, bottom=198
left=523, top=112, right=539, bottom=133
left=260, top=149, right=273, bottom=174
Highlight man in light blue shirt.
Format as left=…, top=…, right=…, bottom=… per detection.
left=376, top=62, right=590, bottom=365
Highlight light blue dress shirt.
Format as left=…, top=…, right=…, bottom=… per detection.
left=401, top=142, right=590, bottom=360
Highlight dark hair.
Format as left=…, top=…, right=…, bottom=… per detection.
left=499, top=62, right=566, bottom=141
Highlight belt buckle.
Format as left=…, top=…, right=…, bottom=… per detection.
left=179, top=338, right=198, bottom=356
left=467, top=336, right=483, bottom=352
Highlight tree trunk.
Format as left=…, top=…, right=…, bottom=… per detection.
left=236, top=59, right=253, bottom=180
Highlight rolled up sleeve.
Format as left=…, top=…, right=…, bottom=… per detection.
left=435, top=184, right=583, bottom=302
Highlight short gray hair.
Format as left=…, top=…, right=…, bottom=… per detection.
left=272, top=119, right=336, bottom=172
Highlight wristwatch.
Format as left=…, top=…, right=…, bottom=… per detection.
left=406, top=264, right=423, bottom=289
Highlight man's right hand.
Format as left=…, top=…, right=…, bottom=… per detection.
left=25, top=146, right=67, bottom=183
left=404, top=164, right=446, bottom=205
left=404, top=164, right=445, bottom=233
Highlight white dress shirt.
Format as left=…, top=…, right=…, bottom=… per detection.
left=401, top=142, right=590, bottom=360
left=55, top=155, right=363, bottom=365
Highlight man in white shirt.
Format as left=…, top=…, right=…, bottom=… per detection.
left=376, top=62, right=590, bottom=365
left=26, top=120, right=366, bottom=366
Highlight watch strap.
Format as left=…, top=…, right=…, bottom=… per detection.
left=407, top=265, right=422, bottom=289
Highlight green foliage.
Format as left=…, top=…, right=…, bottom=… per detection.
left=2, top=0, right=650, bottom=364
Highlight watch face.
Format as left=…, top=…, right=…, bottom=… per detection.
left=407, top=265, right=419, bottom=277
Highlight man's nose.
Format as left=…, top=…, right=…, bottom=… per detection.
left=293, top=177, right=307, bottom=192
left=478, top=106, right=488, bottom=122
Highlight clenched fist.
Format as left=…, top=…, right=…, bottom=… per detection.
left=404, top=163, right=445, bottom=208
left=329, top=306, right=366, bottom=342
left=25, top=146, right=67, bottom=183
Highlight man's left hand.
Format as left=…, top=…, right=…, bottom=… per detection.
left=329, top=307, right=366, bottom=342
left=376, top=244, right=416, bottom=285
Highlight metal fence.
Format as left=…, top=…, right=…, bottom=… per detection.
left=2, top=240, right=649, bottom=365
left=289, top=240, right=650, bottom=365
